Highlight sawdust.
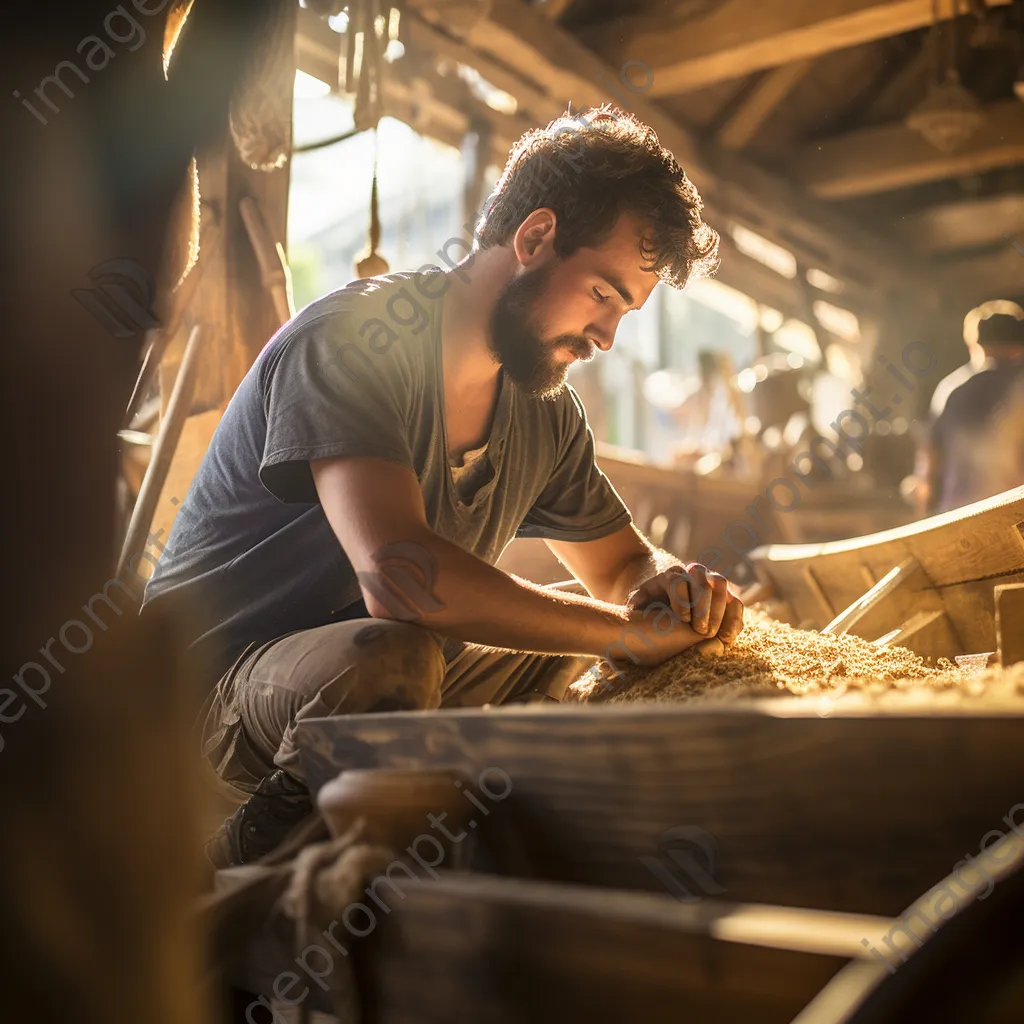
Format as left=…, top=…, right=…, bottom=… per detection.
left=568, top=608, right=1024, bottom=706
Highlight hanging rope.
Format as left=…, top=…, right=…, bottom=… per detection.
left=354, top=131, right=390, bottom=278
left=336, top=1, right=403, bottom=277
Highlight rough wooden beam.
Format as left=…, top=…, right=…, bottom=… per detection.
left=712, top=234, right=875, bottom=324
left=118, top=324, right=203, bottom=583
left=456, top=0, right=703, bottom=169
left=153, top=1, right=295, bottom=542
left=294, top=8, right=340, bottom=89
left=579, top=0, right=1012, bottom=98
left=859, top=38, right=930, bottom=125
left=398, top=63, right=536, bottom=154
left=360, top=876, right=854, bottom=1024
left=712, top=239, right=806, bottom=321
left=899, top=193, right=1024, bottom=254
left=796, top=100, right=1024, bottom=199
left=702, top=144, right=938, bottom=301
left=303, top=7, right=560, bottom=142
left=299, top=1, right=940, bottom=317
left=716, top=60, right=815, bottom=152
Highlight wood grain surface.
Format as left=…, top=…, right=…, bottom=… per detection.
left=297, top=703, right=1024, bottom=917
left=359, top=874, right=850, bottom=1024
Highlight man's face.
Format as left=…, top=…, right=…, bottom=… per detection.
left=489, top=213, right=659, bottom=399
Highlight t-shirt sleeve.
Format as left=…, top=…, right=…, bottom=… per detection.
left=258, top=309, right=416, bottom=503
left=518, top=388, right=632, bottom=542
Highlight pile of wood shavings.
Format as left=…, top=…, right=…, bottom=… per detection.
left=568, top=608, right=1024, bottom=705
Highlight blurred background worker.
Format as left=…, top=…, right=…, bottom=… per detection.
left=915, top=306, right=1024, bottom=515
left=642, top=348, right=745, bottom=468
left=671, top=349, right=744, bottom=454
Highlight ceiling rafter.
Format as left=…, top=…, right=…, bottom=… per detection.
left=794, top=100, right=1024, bottom=199
left=578, top=0, right=1012, bottom=98
left=716, top=60, right=815, bottom=152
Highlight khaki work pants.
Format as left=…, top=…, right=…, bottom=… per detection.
left=200, top=618, right=594, bottom=798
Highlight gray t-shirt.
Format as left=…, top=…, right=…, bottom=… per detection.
left=143, top=271, right=630, bottom=685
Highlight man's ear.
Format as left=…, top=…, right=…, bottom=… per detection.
left=513, top=208, right=557, bottom=265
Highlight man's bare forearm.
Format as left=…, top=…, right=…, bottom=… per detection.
left=311, top=457, right=703, bottom=661
left=363, top=526, right=642, bottom=656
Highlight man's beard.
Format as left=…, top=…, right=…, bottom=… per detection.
left=489, top=263, right=594, bottom=399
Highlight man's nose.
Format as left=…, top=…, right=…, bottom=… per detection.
left=588, top=318, right=618, bottom=352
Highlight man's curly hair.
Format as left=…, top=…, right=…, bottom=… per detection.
left=475, top=106, right=720, bottom=290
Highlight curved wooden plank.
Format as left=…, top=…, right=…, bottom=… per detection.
left=751, top=486, right=1024, bottom=654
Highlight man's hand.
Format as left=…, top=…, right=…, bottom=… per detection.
left=626, top=562, right=745, bottom=644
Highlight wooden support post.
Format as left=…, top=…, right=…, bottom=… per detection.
left=995, top=583, right=1024, bottom=667
left=122, top=222, right=221, bottom=428
left=461, top=122, right=492, bottom=230
left=117, top=325, right=203, bottom=583
left=239, top=195, right=294, bottom=326
left=150, top=83, right=293, bottom=545
left=794, top=259, right=828, bottom=363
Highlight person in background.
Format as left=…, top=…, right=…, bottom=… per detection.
left=671, top=349, right=743, bottom=454
left=915, top=309, right=1024, bottom=514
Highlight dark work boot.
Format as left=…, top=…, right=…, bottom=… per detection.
left=206, top=769, right=314, bottom=869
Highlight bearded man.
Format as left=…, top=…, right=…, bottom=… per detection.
left=142, top=108, right=745, bottom=867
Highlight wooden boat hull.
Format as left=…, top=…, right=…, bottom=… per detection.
left=750, top=486, right=1024, bottom=660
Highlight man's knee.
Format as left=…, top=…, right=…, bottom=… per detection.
left=346, top=621, right=445, bottom=711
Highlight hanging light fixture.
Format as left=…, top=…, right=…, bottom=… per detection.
left=906, top=0, right=986, bottom=153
